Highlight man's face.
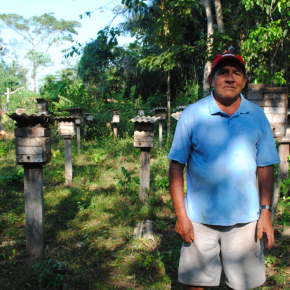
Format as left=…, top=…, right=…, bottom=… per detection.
left=210, top=60, right=247, bottom=100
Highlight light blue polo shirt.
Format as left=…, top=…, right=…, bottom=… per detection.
left=168, top=92, right=280, bottom=226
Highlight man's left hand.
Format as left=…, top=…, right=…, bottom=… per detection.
left=257, top=209, right=274, bottom=249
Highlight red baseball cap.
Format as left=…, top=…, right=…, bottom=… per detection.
left=212, top=51, right=245, bottom=69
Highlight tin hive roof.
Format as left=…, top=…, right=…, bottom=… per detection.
left=176, top=106, right=186, bottom=110
left=172, top=112, right=182, bottom=120
left=8, top=113, right=55, bottom=127
left=148, top=107, right=167, bottom=113
left=130, top=116, right=160, bottom=123
left=54, top=116, right=76, bottom=122
left=35, top=98, right=48, bottom=102
left=84, top=113, right=97, bottom=116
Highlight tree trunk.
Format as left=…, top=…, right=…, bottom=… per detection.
left=201, top=0, right=214, bottom=97
left=167, top=70, right=171, bottom=139
left=214, top=0, right=225, bottom=33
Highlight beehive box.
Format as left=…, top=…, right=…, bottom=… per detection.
left=36, top=99, right=49, bottom=115
left=247, top=87, right=288, bottom=138
left=130, top=116, right=159, bottom=148
left=155, top=108, right=166, bottom=120
left=59, top=122, right=75, bottom=138
left=15, top=127, right=51, bottom=164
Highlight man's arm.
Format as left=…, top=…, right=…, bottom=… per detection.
left=169, top=160, right=194, bottom=243
left=257, top=165, right=275, bottom=249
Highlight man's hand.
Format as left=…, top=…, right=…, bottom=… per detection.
left=175, top=215, right=194, bottom=243
left=257, top=209, right=274, bottom=249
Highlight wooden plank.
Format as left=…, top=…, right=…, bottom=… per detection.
left=134, top=131, right=154, bottom=137
left=134, top=136, right=154, bottom=142
left=263, top=107, right=286, bottom=114
left=65, top=139, right=73, bottom=187
left=263, top=93, right=286, bottom=100
left=265, top=114, right=286, bottom=123
left=263, top=99, right=287, bottom=107
left=24, top=164, right=44, bottom=257
left=17, top=154, right=46, bottom=163
left=15, top=137, right=50, bottom=147
left=140, top=148, right=150, bottom=203
left=15, top=127, right=50, bottom=137
left=247, top=92, right=263, bottom=100
left=16, top=144, right=50, bottom=155
left=134, top=141, right=154, bottom=148
left=134, top=123, right=154, bottom=131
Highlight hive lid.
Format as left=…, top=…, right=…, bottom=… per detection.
left=8, top=113, right=54, bottom=127
left=130, top=116, right=160, bottom=123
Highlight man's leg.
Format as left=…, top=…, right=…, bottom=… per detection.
left=178, top=222, right=222, bottom=288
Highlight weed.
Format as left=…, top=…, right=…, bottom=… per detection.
left=33, top=259, right=65, bottom=289
left=265, top=253, right=277, bottom=267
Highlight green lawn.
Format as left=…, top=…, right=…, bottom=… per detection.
left=0, top=132, right=290, bottom=290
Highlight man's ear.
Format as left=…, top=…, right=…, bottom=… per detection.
left=242, top=76, right=248, bottom=88
left=208, top=75, right=213, bottom=87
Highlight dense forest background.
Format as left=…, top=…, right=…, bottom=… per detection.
left=1, top=0, right=290, bottom=137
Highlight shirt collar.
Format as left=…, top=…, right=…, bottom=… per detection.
left=209, top=91, right=249, bottom=115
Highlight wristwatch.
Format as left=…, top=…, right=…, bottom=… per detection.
left=260, top=205, right=272, bottom=212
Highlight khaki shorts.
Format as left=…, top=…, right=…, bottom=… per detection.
left=178, top=221, right=265, bottom=290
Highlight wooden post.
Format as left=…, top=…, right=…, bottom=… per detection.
left=84, top=119, right=88, bottom=138
left=65, top=138, right=73, bottom=186
left=113, top=123, right=117, bottom=143
left=279, top=143, right=289, bottom=185
left=159, top=120, right=162, bottom=146
left=140, top=148, right=150, bottom=203
left=77, top=125, right=80, bottom=155
left=24, top=164, right=44, bottom=257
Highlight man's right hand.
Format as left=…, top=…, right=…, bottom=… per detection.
left=175, top=215, right=194, bottom=243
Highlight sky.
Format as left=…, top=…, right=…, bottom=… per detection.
left=0, top=0, right=135, bottom=90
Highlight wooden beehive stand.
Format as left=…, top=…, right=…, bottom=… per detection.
left=55, top=117, right=76, bottom=187
left=247, top=85, right=288, bottom=222
left=150, top=108, right=166, bottom=146
left=171, top=106, right=186, bottom=121
left=110, top=109, right=120, bottom=143
left=83, top=113, right=96, bottom=137
left=8, top=112, right=54, bottom=257
left=63, top=107, right=86, bottom=155
left=130, top=115, right=160, bottom=203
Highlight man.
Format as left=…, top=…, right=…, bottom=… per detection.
left=168, top=51, right=280, bottom=290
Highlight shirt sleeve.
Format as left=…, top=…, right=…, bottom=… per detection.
left=256, top=115, right=280, bottom=166
left=167, top=115, right=192, bottom=164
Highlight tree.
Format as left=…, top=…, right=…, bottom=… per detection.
left=0, top=13, right=81, bottom=92
left=200, top=0, right=214, bottom=96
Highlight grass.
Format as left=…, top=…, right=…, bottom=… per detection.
left=0, top=130, right=290, bottom=290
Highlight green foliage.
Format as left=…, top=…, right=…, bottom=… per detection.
left=118, top=166, right=137, bottom=195
left=39, top=67, right=90, bottom=115
left=0, top=168, right=24, bottom=184
left=33, top=259, right=65, bottom=289
left=0, top=12, right=81, bottom=91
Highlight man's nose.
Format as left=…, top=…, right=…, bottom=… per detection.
left=225, top=73, right=234, bottom=83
